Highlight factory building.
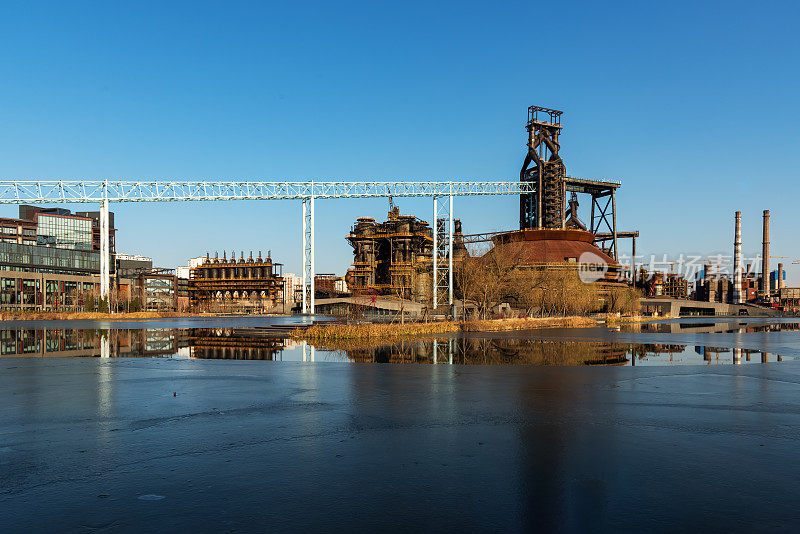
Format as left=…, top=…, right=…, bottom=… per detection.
left=115, top=253, right=152, bottom=277
left=346, top=204, right=467, bottom=301
left=188, top=251, right=284, bottom=312
left=129, top=268, right=179, bottom=311
left=693, top=266, right=733, bottom=303
left=637, top=270, right=689, bottom=299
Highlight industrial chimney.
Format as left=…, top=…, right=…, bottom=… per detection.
left=733, top=211, right=742, bottom=304
left=778, top=262, right=784, bottom=291
left=762, top=210, right=770, bottom=299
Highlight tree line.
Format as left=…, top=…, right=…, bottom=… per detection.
left=454, top=242, right=640, bottom=319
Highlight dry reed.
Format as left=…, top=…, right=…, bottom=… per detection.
left=296, top=316, right=597, bottom=341
left=0, top=311, right=210, bottom=322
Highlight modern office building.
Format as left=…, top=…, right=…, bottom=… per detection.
left=0, top=205, right=116, bottom=310
left=20, top=205, right=115, bottom=254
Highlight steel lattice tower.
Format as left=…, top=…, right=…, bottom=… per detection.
left=519, top=105, right=566, bottom=229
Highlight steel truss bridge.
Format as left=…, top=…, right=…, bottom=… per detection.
left=0, top=178, right=618, bottom=314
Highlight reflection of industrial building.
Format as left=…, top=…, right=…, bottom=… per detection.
left=346, top=204, right=467, bottom=300
left=0, top=328, right=185, bottom=358
left=340, top=338, right=634, bottom=366
left=187, top=328, right=285, bottom=360
left=0, top=327, right=286, bottom=359
left=188, top=251, right=284, bottom=312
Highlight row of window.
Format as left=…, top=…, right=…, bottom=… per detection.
left=0, top=329, right=94, bottom=355
left=0, top=242, right=99, bottom=273
left=0, top=226, right=34, bottom=235
left=36, top=214, right=93, bottom=250
left=0, top=279, right=97, bottom=304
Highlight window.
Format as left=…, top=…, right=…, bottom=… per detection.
left=36, top=214, right=92, bottom=250
left=0, top=242, right=99, bottom=274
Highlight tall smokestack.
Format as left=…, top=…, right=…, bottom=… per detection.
left=778, top=262, right=784, bottom=291
left=762, top=209, right=770, bottom=299
left=734, top=211, right=742, bottom=304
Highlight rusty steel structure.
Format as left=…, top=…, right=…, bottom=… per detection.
left=346, top=205, right=467, bottom=301
left=188, top=250, right=283, bottom=312
left=520, top=105, right=567, bottom=230
left=516, top=106, right=633, bottom=265
left=187, top=328, right=285, bottom=360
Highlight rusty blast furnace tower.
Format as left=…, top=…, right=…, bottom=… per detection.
left=519, top=106, right=566, bottom=230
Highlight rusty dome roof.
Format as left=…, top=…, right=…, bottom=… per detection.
left=488, top=228, right=620, bottom=267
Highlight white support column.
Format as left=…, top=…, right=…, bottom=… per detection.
left=448, top=338, right=454, bottom=365
left=310, top=195, right=315, bottom=314
left=100, top=333, right=110, bottom=358
left=448, top=194, right=453, bottom=307
left=432, top=196, right=438, bottom=309
left=302, top=199, right=307, bottom=313
left=432, top=195, right=452, bottom=311
left=100, top=197, right=110, bottom=301
left=301, top=195, right=315, bottom=314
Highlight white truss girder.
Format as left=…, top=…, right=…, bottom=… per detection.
left=0, top=180, right=533, bottom=203
left=1, top=179, right=534, bottom=317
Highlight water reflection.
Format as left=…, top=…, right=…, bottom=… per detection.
left=0, top=327, right=792, bottom=366
left=330, top=338, right=789, bottom=366
left=622, top=321, right=800, bottom=334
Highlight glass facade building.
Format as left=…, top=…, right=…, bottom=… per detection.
left=36, top=214, right=93, bottom=250
left=0, top=242, right=99, bottom=274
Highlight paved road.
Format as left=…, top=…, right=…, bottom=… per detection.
left=2, top=358, right=799, bottom=532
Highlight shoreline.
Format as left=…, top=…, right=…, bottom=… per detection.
left=0, top=311, right=293, bottom=322
left=294, top=316, right=599, bottom=341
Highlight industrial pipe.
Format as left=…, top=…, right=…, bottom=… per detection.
left=762, top=210, right=770, bottom=299
left=733, top=211, right=742, bottom=304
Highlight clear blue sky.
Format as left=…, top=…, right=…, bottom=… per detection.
left=1, top=1, right=798, bottom=280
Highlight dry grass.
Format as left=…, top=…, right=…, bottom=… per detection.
left=461, top=316, right=596, bottom=332
left=0, top=311, right=210, bottom=321
left=298, top=321, right=461, bottom=341
left=296, top=316, right=597, bottom=341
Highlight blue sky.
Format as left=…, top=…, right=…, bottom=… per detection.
left=1, top=1, right=798, bottom=280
